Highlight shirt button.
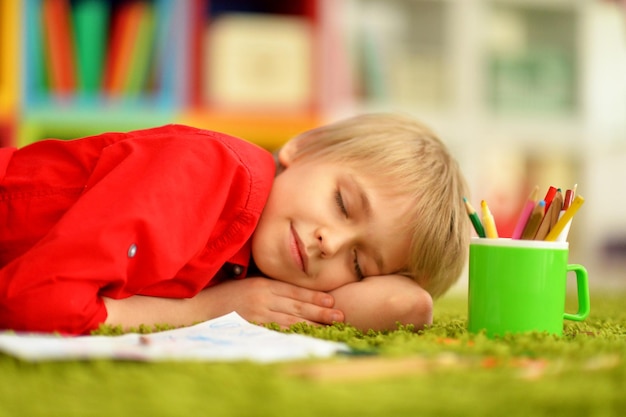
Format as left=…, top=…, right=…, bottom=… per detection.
left=232, top=265, right=243, bottom=276
left=127, top=244, right=138, bottom=258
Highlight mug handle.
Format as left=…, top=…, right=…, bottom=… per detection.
left=563, top=264, right=590, bottom=321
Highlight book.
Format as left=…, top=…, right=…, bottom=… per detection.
left=152, top=0, right=181, bottom=105
left=205, top=14, right=313, bottom=109
left=23, top=0, right=48, bottom=101
left=41, top=0, right=77, bottom=95
left=124, top=2, right=156, bottom=95
left=103, top=1, right=144, bottom=96
left=0, top=0, right=21, bottom=112
left=188, top=0, right=204, bottom=106
left=73, top=0, right=110, bottom=94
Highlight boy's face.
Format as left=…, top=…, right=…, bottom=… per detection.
left=251, top=158, right=413, bottom=292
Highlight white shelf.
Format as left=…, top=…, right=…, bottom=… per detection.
left=334, top=0, right=626, bottom=273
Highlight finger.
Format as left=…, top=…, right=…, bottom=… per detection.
left=270, top=298, right=344, bottom=326
left=261, top=311, right=340, bottom=330
left=269, top=280, right=335, bottom=308
left=266, top=313, right=320, bottom=329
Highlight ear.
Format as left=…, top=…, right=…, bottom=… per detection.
left=276, top=137, right=299, bottom=167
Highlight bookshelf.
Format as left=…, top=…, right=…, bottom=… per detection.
left=23, top=0, right=185, bottom=106
left=18, top=0, right=185, bottom=147
left=338, top=0, right=626, bottom=271
left=346, top=0, right=452, bottom=110
left=339, top=1, right=583, bottom=223
left=178, top=0, right=324, bottom=150
left=2, top=0, right=624, bottom=268
left=9, top=0, right=327, bottom=149
left=3, top=0, right=621, bottom=148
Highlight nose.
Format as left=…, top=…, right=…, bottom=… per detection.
left=315, top=226, right=352, bottom=258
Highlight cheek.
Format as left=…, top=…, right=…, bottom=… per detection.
left=315, top=264, right=356, bottom=292
left=250, top=219, right=280, bottom=272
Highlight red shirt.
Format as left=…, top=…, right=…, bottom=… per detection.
left=0, top=125, right=275, bottom=334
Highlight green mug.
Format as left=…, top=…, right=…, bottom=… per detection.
left=468, top=237, right=590, bottom=337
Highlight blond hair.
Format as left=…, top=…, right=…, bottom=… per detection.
left=284, top=113, right=470, bottom=298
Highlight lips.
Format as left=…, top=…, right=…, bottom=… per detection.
left=289, top=225, right=308, bottom=274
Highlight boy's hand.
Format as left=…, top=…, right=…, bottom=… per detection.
left=196, top=277, right=345, bottom=329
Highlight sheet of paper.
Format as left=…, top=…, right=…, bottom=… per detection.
left=0, top=312, right=350, bottom=362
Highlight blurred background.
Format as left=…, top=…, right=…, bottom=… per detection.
left=1, top=0, right=625, bottom=289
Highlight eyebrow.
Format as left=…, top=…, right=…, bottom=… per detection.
left=347, top=175, right=385, bottom=274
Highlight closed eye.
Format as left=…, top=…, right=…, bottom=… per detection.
left=335, top=190, right=348, bottom=217
left=353, top=250, right=364, bottom=280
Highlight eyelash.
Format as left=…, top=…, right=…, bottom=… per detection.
left=334, top=190, right=348, bottom=217
left=335, top=190, right=364, bottom=280
left=353, top=250, right=364, bottom=280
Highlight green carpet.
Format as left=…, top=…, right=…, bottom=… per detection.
left=1, top=291, right=624, bottom=417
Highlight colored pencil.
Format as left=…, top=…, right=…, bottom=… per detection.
left=542, top=186, right=558, bottom=212
left=555, top=188, right=574, bottom=242
left=562, top=189, right=573, bottom=210
left=534, top=190, right=563, bottom=240
left=463, top=197, right=485, bottom=238
left=480, top=200, right=498, bottom=239
left=545, top=195, right=584, bottom=241
left=521, top=200, right=545, bottom=240
left=511, top=186, right=539, bottom=239
left=548, top=189, right=563, bottom=229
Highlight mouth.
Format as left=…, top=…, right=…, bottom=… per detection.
left=289, top=224, right=308, bottom=274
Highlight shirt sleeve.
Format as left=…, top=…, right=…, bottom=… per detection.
left=0, top=125, right=274, bottom=334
